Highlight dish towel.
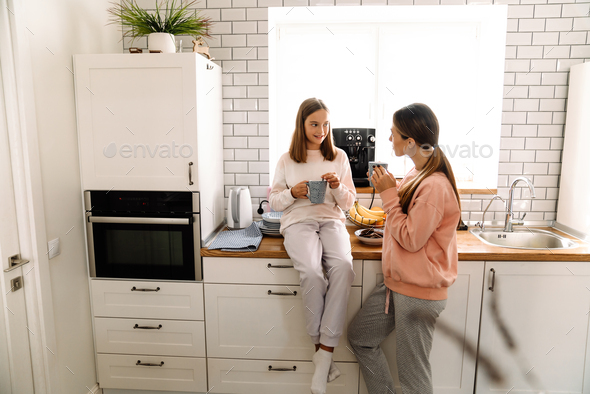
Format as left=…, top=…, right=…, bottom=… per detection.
left=208, top=222, right=263, bottom=252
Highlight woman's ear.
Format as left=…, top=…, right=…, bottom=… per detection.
left=403, top=138, right=418, bottom=157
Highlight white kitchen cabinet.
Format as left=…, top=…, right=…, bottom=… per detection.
left=91, top=279, right=204, bottom=320
left=73, top=53, right=223, bottom=191
left=476, top=261, right=590, bottom=394
left=91, top=279, right=207, bottom=392
left=94, top=317, right=206, bottom=357
left=97, top=353, right=207, bottom=392
left=203, top=256, right=362, bottom=394
left=359, top=260, right=484, bottom=394
left=73, top=54, right=224, bottom=243
left=207, top=358, right=359, bottom=394
left=203, top=257, right=363, bottom=287
left=204, top=283, right=361, bottom=362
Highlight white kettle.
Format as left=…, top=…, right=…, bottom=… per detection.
left=227, top=186, right=253, bottom=229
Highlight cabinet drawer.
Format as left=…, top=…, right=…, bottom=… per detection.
left=95, top=318, right=205, bottom=357
left=203, top=257, right=363, bottom=287
left=91, top=280, right=204, bottom=320
left=207, top=358, right=359, bottom=394
left=97, top=354, right=206, bottom=392
left=205, top=284, right=361, bottom=362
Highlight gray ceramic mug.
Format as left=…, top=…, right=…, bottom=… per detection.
left=368, top=161, right=389, bottom=187
left=305, top=180, right=328, bottom=204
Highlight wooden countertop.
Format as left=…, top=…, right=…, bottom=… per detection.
left=201, top=224, right=590, bottom=261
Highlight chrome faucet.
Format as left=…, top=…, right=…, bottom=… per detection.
left=504, top=177, right=536, bottom=232
left=476, top=195, right=505, bottom=232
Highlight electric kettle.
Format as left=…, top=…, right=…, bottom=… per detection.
left=227, top=186, right=253, bottom=229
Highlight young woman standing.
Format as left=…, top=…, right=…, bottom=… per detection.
left=270, top=98, right=356, bottom=394
left=348, top=103, right=461, bottom=394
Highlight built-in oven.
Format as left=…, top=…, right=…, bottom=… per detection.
left=84, top=190, right=201, bottom=281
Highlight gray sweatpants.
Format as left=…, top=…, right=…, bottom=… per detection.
left=348, top=283, right=446, bottom=394
left=283, top=220, right=355, bottom=347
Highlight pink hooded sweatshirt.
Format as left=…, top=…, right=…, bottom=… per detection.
left=381, top=168, right=461, bottom=302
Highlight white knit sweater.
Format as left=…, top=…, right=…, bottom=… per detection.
left=269, top=148, right=356, bottom=234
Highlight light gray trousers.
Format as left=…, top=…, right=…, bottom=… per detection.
left=348, top=283, right=446, bottom=394
left=283, top=220, right=355, bottom=347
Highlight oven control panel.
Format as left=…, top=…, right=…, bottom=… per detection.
left=87, top=190, right=196, bottom=216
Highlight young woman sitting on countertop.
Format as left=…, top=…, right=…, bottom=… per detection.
left=269, top=98, right=356, bottom=394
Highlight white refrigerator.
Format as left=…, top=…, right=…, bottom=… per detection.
left=556, top=61, right=590, bottom=240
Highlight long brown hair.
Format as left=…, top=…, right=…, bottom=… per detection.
left=289, top=98, right=337, bottom=163
left=394, top=103, right=461, bottom=214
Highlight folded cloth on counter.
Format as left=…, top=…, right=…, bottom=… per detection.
left=208, top=222, right=263, bottom=252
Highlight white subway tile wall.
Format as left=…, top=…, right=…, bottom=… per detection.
left=122, top=1, right=590, bottom=221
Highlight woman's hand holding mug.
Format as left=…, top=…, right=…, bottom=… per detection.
left=321, top=172, right=340, bottom=189
left=371, top=165, right=397, bottom=193
left=291, top=181, right=309, bottom=199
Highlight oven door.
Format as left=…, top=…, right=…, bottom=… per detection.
left=87, top=216, right=196, bottom=281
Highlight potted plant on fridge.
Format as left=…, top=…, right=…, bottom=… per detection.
left=107, top=0, right=212, bottom=53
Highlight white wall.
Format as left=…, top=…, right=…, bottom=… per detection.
left=23, top=0, right=120, bottom=391
left=126, top=0, right=590, bottom=223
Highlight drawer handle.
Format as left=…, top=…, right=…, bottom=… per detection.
left=131, top=286, right=161, bottom=292
left=267, top=263, right=294, bottom=269
left=489, top=268, right=496, bottom=292
left=268, top=365, right=297, bottom=372
left=268, top=290, right=297, bottom=296
left=136, top=360, right=164, bottom=367
left=134, top=324, right=163, bottom=330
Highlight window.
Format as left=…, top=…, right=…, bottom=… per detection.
left=269, top=5, right=507, bottom=188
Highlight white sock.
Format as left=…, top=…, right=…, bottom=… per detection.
left=311, top=349, right=332, bottom=394
left=327, top=360, right=341, bottom=382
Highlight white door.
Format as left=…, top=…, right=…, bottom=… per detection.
left=476, top=261, right=590, bottom=394
left=0, top=60, right=35, bottom=393
left=360, top=260, right=485, bottom=394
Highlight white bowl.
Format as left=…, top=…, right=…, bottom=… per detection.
left=355, top=229, right=384, bottom=246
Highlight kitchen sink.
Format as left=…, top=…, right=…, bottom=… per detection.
left=470, top=228, right=578, bottom=250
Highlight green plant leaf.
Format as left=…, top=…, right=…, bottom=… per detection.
left=107, top=0, right=212, bottom=40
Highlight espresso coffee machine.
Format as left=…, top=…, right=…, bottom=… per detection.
left=332, top=128, right=375, bottom=187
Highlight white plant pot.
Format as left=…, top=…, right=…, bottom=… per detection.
left=148, top=33, right=176, bottom=53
